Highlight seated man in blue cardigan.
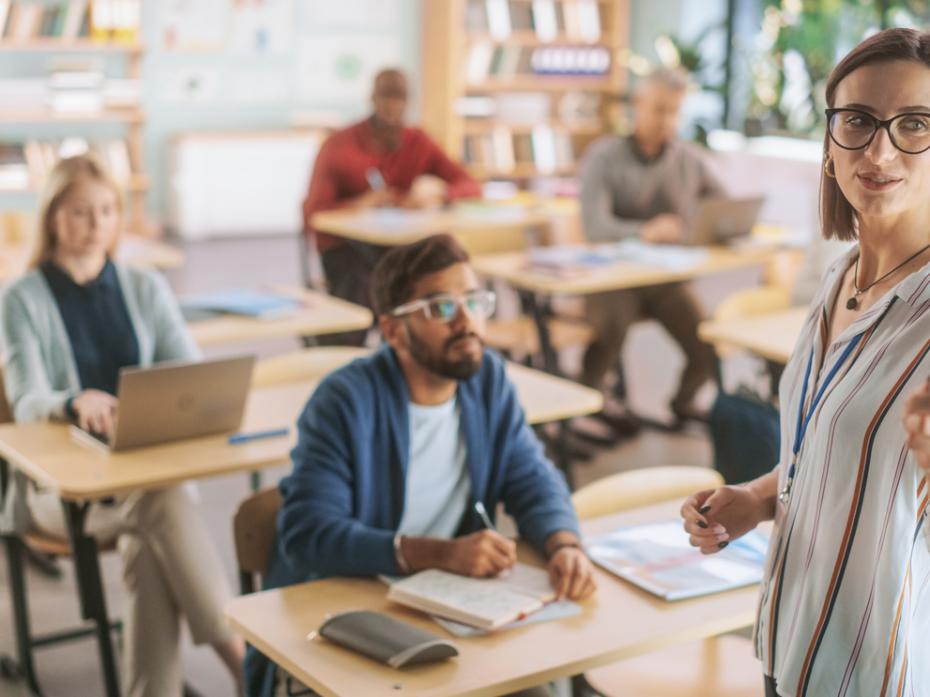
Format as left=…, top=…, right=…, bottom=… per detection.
left=245, top=234, right=595, bottom=696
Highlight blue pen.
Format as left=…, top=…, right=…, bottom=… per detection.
left=228, top=427, right=289, bottom=445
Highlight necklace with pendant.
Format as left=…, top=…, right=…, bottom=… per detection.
left=846, top=242, right=930, bottom=310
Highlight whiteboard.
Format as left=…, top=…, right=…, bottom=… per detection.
left=170, top=130, right=324, bottom=239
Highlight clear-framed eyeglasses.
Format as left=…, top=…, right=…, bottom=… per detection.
left=391, top=289, right=497, bottom=323
left=825, top=107, right=930, bottom=155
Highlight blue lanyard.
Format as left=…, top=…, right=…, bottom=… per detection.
left=779, top=331, right=864, bottom=502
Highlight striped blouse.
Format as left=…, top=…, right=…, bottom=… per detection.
left=755, top=246, right=930, bottom=697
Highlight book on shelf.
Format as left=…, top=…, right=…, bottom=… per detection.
left=531, top=0, right=558, bottom=42
left=386, top=564, right=557, bottom=630
left=484, top=0, right=511, bottom=39
left=586, top=520, right=769, bottom=601
left=0, top=143, right=29, bottom=189
left=0, top=1, right=138, bottom=43
left=13, top=137, right=135, bottom=188
left=465, top=0, right=604, bottom=43
left=464, top=126, right=576, bottom=176
left=466, top=44, right=611, bottom=82
left=577, top=0, right=602, bottom=43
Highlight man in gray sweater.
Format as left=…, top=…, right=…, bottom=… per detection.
left=579, top=68, right=722, bottom=429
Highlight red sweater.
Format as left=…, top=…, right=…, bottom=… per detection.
left=303, top=119, right=481, bottom=251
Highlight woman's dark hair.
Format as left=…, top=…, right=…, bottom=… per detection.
left=821, top=28, right=930, bottom=240
left=370, top=233, right=470, bottom=316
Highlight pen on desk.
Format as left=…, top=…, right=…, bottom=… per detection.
left=474, top=500, right=495, bottom=530
left=228, top=427, right=289, bottom=445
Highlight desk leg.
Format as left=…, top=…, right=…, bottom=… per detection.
left=61, top=501, right=120, bottom=697
left=523, top=291, right=558, bottom=375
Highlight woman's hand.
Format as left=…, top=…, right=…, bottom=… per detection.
left=680, top=482, right=772, bottom=555
left=71, top=389, right=118, bottom=439
left=903, top=382, right=930, bottom=475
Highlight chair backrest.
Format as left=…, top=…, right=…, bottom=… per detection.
left=571, top=466, right=724, bottom=521
left=233, top=487, right=283, bottom=594
left=252, top=347, right=369, bottom=389
left=0, top=367, right=11, bottom=425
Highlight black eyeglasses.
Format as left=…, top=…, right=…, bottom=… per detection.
left=826, top=107, right=930, bottom=155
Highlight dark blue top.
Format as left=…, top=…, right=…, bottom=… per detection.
left=244, top=345, right=579, bottom=695
left=40, top=260, right=139, bottom=397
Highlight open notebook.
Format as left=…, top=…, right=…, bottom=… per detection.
left=586, top=520, right=769, bottom=601
left=386, top=564, right=555, bottom=630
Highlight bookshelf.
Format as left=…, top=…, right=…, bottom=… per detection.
left=0, top=0, right=150, bottom=235
left=422, top=0, right=630, bottom=184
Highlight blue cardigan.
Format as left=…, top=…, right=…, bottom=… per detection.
left=245, top=346, right=579, bottom=695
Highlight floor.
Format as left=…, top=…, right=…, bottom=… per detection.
left=0, top=234, right=766, bottom=697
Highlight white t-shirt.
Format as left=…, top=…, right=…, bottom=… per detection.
left=397, top=396, right=470, bottom=539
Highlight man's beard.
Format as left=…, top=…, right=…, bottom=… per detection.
left=407, top=328, right=484, bottom=380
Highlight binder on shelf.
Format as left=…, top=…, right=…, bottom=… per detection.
left=531, top=0, right=558, bottom=42
left=485, top=0, right=511, bottom=40
left=577, top=0, right=602, bottom=43
left=62, top=1, right=90, bottom=40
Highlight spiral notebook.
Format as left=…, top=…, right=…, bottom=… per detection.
left=386, top=564, right=556, bottom=630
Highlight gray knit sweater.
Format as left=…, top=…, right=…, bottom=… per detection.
left=579, top=135, right=726, bottom=242
left=0, top=263, right=199, bottom=533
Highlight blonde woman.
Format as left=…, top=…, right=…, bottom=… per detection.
left=0, top=154, right=243, bottom=697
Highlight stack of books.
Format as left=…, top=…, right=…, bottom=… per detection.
left=463, top=125, right=576, bottom=175
left=466, top=43, right=611, bottom=82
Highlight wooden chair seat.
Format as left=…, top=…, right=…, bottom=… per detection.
left=484, top=316, right=593, bottom=357
left=585, top=635, right=764, bottom=697
left=22, top=531, right=116, bottom=557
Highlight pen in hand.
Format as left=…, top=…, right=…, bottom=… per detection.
left=474, top=500, right=495, bottom=530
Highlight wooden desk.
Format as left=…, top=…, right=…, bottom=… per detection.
left=471, top=245, right=778, bottom=296
left=251, top=347, right=604, bottom=427
left=472, top=244, right=780, bottom=374
left=0, top=356, right=599, bottom=696
left=186, top=288, right=373, bottom=347
left=311, top=207, right=550, bottom=247
left=0, top=381, right=304, bottom=697
left=226, top=500, right=761, bottom=697
left=698, top=307, right=807, bottom=365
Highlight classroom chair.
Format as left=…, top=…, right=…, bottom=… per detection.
left=0, top=371, right=122, bottom=696
left=454, top=223, right=594, bottom=368
left=571, top=466, right=764, bottom=697
left=233, top=487, right=282, bottom=594
left=233, top=488, right=321, bottom=697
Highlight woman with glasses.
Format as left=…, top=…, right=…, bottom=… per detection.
left=681, top=28, right=930, bottom=697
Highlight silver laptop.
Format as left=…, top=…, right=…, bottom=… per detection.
left=689, top=196, right=765, bottom=245
left=71, top=355, right=255, bottom=452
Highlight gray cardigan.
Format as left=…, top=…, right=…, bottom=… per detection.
left=0, top=263, right=200, bottom=533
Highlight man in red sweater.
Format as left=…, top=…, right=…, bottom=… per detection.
left=303, top=68, right=481, bottom=344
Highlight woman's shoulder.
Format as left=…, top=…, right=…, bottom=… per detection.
left=1, top=268, right=48, bottom=306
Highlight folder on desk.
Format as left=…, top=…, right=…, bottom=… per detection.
left=586, top=520, right=769, bottom=601
left=386, top=564, right=556, bottom=630
left=180, top=289, right=301, bottom=319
